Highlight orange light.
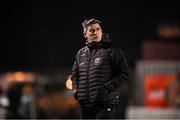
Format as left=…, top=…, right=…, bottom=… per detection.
left=14, top=71, right=26, bottom=82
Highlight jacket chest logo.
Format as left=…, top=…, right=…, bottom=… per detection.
left=94, top=57, right=102, bottom=65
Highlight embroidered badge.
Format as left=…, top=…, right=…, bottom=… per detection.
left=94, top=57, right=102, bottom=65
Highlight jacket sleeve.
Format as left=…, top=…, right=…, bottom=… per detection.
left=71, top=53, right=79, bottom=85
left=71, top=53, right=79, bottom=98
left=105, top=48, right=129, bottom=89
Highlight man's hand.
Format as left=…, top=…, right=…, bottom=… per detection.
left=72, top=83, right=78, bottom=99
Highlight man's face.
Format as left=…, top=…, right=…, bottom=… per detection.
left=84, top=23, right=103, bottom=43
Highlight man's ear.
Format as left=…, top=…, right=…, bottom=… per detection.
left=83, top=33, right=87, bottom=38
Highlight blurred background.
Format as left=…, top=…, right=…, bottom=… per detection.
left=0, top=0, right=180, bottom=119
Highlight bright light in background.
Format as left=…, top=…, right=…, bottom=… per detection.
left=0, top=96, right=9, bottom=107
left=3, top=71, right=35, bottom=82
left=14, top=71, right=26, bottom=82
left=65, top=75, right=72, bottom=90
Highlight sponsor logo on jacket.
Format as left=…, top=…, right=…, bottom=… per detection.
left=94, top=57, right=102, bottom=65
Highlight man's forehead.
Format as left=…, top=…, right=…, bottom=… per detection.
left=87, top=23, right=101, bottom=29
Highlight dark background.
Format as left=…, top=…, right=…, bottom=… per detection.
left=1, top=1, right=180, bottom=71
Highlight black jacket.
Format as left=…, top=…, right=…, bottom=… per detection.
left=71, top=34, right=129, bottom=106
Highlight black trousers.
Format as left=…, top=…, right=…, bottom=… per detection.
left=80, top=104, right=118, bottom=119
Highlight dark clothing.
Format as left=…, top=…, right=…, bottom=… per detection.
left=6, top=83, right=23, bottom=119
left=80, top=104, right=118, bottom=119
left=71, top=34, right=129, bottom=118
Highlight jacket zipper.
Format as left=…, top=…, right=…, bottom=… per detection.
left=87, top=49, right=91, bottom=105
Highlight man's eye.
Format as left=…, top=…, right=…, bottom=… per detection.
left=96, top=28, right=100, bottom=31
left=89, top=29, right=94, bottom=32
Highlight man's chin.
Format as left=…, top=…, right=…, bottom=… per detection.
left=92, top=39, right=101, bottom=42
left=87, top=39, right=101, bottom=43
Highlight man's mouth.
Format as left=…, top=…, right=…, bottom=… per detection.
left=92, top=35, right=97, bottom=38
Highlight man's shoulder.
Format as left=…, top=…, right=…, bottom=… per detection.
left=76, top=46, right=88, bottom=55
left=110, top=46, right=122, bottom=50
left=110, top=47, right=124, bottom=54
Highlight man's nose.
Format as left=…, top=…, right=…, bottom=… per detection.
left=92, top=29, right=96, bottom=34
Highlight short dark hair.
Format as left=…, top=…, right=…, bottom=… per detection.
left=82, top=18, right=101, bottom=33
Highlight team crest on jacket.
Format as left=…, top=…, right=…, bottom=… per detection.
left=94, top=57, right=102, bottom=65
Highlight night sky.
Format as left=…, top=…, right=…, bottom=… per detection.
left=1, top=1, right=180, bottom=71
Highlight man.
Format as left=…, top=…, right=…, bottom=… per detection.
left=71, top=18, right=129, bottom=119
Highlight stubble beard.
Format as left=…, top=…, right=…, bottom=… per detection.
left=88, top=36, right=101, bottom=43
